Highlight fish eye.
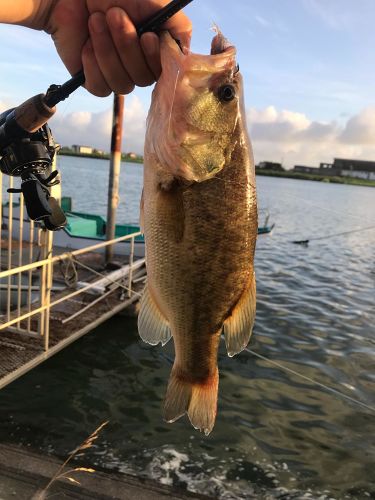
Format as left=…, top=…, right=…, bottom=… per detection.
left=218, top=84, right=236, bottom=102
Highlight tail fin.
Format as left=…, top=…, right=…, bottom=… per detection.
left=163, top=366, right=219, bottom=436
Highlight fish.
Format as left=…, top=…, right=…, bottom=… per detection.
left=138, top=29, right=258, bottom=435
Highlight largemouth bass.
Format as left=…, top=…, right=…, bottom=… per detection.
left=138, top=30, right=257, bottom=435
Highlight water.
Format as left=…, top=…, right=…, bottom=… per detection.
left=56, top=155, right=144, bottom=224
left=0, top=156, right=374, bottom=499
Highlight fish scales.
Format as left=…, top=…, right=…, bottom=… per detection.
left=138, top=29, right=257, bottom=435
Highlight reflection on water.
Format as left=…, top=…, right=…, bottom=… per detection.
left=0, top=158, right=374, bottom=499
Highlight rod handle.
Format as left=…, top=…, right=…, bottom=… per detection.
left=14, top=94, right=56, bottom=133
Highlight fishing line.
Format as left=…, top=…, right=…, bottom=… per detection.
left=244, top=347, right=375, bottom=414
left=292, top=224, right=375, bottom=244
left=158, top=337, right=375, bottom=414
left=167, top=67, right=180, bottom=138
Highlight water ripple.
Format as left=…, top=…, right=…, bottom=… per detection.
left=0, top=169, right=374, bottom=500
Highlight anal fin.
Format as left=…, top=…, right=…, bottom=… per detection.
left=138, top=284, right=171, bottom=346
left=223, top=272, right=256, bottom=357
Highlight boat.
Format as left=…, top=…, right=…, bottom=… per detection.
left=258, top=209, right=275, bottom=234
left=1, top=198, right=274, bottom=258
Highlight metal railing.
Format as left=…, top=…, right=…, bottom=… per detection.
left=0, top=170, right=143, bottom=352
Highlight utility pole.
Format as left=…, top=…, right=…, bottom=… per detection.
left=105, top=94, right=124, bottom=264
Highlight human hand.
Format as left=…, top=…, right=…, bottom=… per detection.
left=45, top=0, right=192, bottom=97
left=84, top=0, right=192, bottom=96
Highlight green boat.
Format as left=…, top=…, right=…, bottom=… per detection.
left=3, top=197, right=275, bottom=257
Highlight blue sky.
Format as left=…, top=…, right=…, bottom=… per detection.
left=1, top=0, right=375, bottom=167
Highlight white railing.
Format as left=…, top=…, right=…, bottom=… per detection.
left=0, top=170, right=142, bottom=352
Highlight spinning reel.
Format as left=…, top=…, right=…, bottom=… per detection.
left=0, top=93, right=66, bottom=231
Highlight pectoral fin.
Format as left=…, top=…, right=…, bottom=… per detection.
left=138, top=285, right=171, bottom=346
left=223, top=272, right=256, bottom=357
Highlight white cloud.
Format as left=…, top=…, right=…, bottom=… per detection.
left=247, top=105, right=375, bottom=167
left=340, top=107, right=375, bottom=144
left=255, top=15, right=271, bottom=28
left=7, top=95, right=373, bottom=169
left=49, top=95, right=147, bottom=154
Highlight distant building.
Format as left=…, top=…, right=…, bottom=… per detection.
left=294, top=164, right=342, bottom=176
left=128, top=152, right=138, bottom=159
left=319, top=162, right=333, bottom=170
left=257, top=161, right=284, bottom=171
left=293, top=165, right=319, bottom=174
left=332, top=158, right=375, bottom=180
left=318, top=163, right=340, bottom=176
left=72, top=145, right=93, bottom=155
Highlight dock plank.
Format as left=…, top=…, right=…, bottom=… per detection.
left=0, top=444, right=210, bottom=500
left=0, top=257, right=146, bottom=389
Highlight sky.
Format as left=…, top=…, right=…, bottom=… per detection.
left=1, top=0, right=375, bottom=168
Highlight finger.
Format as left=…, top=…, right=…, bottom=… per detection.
left=89, top=12, right=135, bottom=94
left=162, top=10, right=192, bottom=51
left=140, top=32, right=161, bottom=79
left=81, top=38, right=111, bottom=97
left=106, top=7, right=156, bottom=87
left=47, top=0, right=89, bottom=75
left=86, top=0, right=192, bottom=50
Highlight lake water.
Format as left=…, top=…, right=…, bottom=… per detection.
left=0, top=156, right=374, bottom=499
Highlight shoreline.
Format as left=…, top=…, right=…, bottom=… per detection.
left=57, top=154, right=374, bottom=186
left=255, top=169, right=375, bottom=187
left=58, top=151, right=143, bottom=164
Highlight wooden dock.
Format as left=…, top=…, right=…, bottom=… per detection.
left=0, top=247, right=146, bottom=390
left=0, top=443, right=210, bottom=500
left=0, top=151, right=146, bottom=391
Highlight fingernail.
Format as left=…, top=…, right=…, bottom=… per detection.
left=107, top=7, right=126, bottom=30
left=91, top=13, right=107, bottom=34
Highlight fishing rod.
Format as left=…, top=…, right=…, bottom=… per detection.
left=0, top=0, right=193, bottom=231
left=45, top=0, right=194, bottom=107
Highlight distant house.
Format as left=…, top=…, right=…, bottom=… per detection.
left=319, top=162, right=333, bottom=170
left=332, top=158, right=375, bottom=180
left=128, top=152, right=138, bottom=159
left=72, top=145, right=93, bottom=155
left=257, top=161, right=284, bottom=171
left=293, top=165, right=319, bottom=174
left=294, top=164, right=342, bottom=176
left=318, top=163, right=341, bottom=176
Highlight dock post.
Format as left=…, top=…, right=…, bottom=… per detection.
left=105, top=94, right=125, bottom=264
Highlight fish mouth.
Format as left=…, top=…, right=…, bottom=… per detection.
left=160, top=29, right=237, bottom=68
